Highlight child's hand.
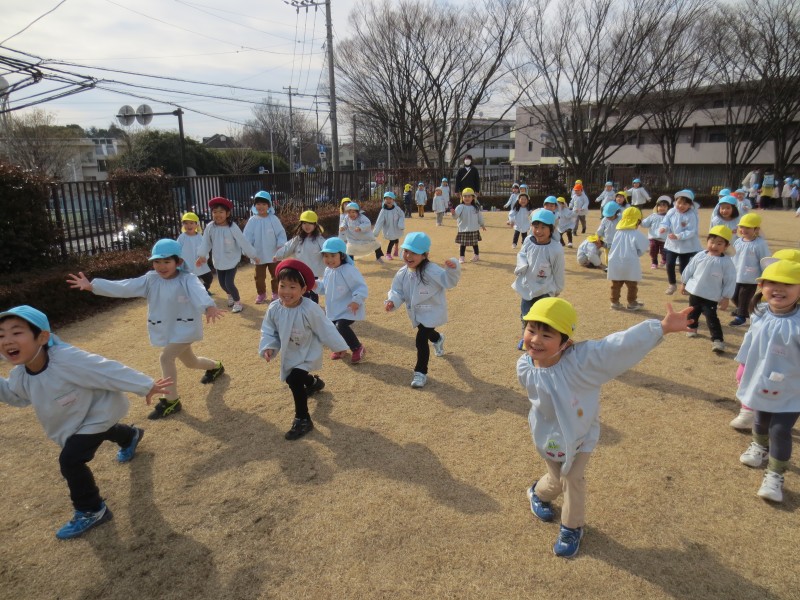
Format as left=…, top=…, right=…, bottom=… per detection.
left=196, top=257, right=207, bottom=267
left=719, top=298, right=730, bottom=311
left=253, top=257, right=261, bottom=265
left=481, top=226, right=487, bottom=231
left=444, top=259, right=457, bottom=269
left=347, top=301, right=359, bottom=314
left=658, top=227, right=666, bottom=234
left=66, top=272, right=93, bottom=291
left=668, top=233, right=678, bottom=240
left=354, top=227, right=362, bottom=232
left=263, top=349, right=275, bottom=362
left=680, top=284, right=688, bottom=296
left=146, top=377, right=174, bottom=405
left=205, top=306, right=225, bottom=323
left=660, top=303, right=694, bottom=334
left=384, top=300, right=395, bottom=312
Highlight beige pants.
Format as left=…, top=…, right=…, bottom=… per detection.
left=610, top=280, right=639, bottom=304
left=534, top=452, right=591, bottom=528
left=254, top=263, right=278, bottom=295
left=159, top=343, right=217, bottom=400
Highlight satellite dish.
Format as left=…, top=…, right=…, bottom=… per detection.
left=136, top=104, right=153, bottom=126
left=117, top=105, right=135, bottom=126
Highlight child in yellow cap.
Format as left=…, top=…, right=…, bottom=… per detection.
left=730, top=212, right=770, bottom=326
left=518, top=297, right=692, bottom=558
left=273, top=210, right=326, bottom=302
left=576, top=234, right=604, bottom=270
left=607, top=207, right=648, bottom=310
left=736, top=260, right=800, bottom=503
left=177, top=212, right=213, bottom=291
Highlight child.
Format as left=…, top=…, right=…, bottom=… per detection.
left=614, top=190, right=629, bottom=208
left=710, top=195, right=740, bottom=241
left=736, top=260, right=800, bottom=503
left=730, top=212, right=770, bottom=326
left=384, top=232, right=461, bottom=388
left=177, top=212, right=213, bottom=291
left=243, top=191, right=288, bottom=304
left=338, top=197, right=353, bottom=239
left=273, top=210, right=326, bottom=302
left=734, top=188, right=752, bottom=214
left=454, top=187, right=486, bottom=263
left=596, top=201, right=622, bottom=260
left=641, top=196, right=670, bottom=269
left=749, top=182, right=761, bottom=208
left=569, top=184, right=590, bottom=234
left=402, top=184, right=413, bottom=218
left=431, top=186, right=449, bottom=226
left=519, top=298, right=693, bottom=557
left=0, top=306, right=172, bottom=539
left=258, top=259, right=349, bottom=440
left=508, top=192, right=532, bottom=249
left=576, top=234, right=604, bottom=270
left=68, top=239, right=226, bottom=420
left=627, top=178, right=651, bottom=206
left=372, top=191, right=406, bottom=258
left=512, top=208, right=565, bottom=349
left=555, top=197, right=576, bottom=248
left=339, top=201, right=383, bottom=262
left=196, top=196, right=260, bottom=314
left=595, top=181, right=616, bottom=209
left=659, top=189, right=702, bottom=295
left=414, top=182, right=428, bottom=218
left=503, top=182, right=521, bottom=210
left=317, top=238, right=369, bottom=363
left=440, top=177, right=451, bottom=213
left=607, top=207, right=648, bottom=310
left=680, top=226, right=736, bottom=353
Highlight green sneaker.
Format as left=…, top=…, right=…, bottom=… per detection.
left=147, top=398, right=182, bottom=420
left=200, top=362, right=225, bottom=384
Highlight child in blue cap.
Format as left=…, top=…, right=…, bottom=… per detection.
left=385, top=232, right=461, bottom=388
left=0, top=305, right=171, bottom=539
left=67, top=239, right=226, bottom=420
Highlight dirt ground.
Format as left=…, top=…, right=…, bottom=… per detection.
left=1, top=206, right=798, bottom=600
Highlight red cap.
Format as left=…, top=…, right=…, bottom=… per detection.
left=275, top=259, right=316, bottom=291
left=208, top=196, right=233, bottom=211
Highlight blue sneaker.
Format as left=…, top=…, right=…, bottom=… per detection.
left=55, top=503, right=113, bottom=540
left=729, top=316, right=747, bottom=327
left=553, top=524, right=584, bottom=558
left=526, top=483, right=554, bottom=522
left=117, top=426, right=143, bottom=463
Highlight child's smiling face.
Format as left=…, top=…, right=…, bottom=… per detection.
left=301, top=222, right=316, bottom=234
left=462, top=194, right=475, bottom=204
left=322, top=252, right=343, bottom=268
left=523, top=321, right=566, bottom=368
left=531, top=222, right=552, bottom=243
left=761, top=280, right=800, bottom=314
left=656, top=203, right=669, bottom=214
left=277, top=278, right=306, bottom=308
left=738, top=226, right=757, bottom=241
left=254, top=202, right=270, bottom=216
left=705, top=236, right=728, bottom=257
left=152, top=258, right=181, bottom=279
left=347, top=209, right=360, bottom=220
left=675, top=198, right=691, bottom=213
left=718, top=204, right=733, bottom=219
left=0, top=317, right=48, bottom=367
left=182, top=220, right=198, bottom=234
left=211, top=206, right=229, bottom=224
left=402, top=249, right=425, bottom=269
left=518, top=195, right=529, bottom=206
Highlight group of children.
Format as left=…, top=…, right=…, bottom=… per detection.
left=1, top=183, right=797, bottom=565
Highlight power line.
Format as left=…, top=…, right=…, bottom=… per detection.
left=1, top=0, right=69, bottom=45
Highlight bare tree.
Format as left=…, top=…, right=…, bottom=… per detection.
left=0, top=108, right=82, bottom=179
left=514, top=0, right=706, bottom=179
left=242, top=96, right=316, bottom=168
left=214, top=127, right=258, bottom=175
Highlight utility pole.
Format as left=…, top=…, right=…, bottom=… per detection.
left=283, top=86, right=295, bottom=173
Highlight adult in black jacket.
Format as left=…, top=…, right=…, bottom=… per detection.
left=455, top=155, right=481, bottom=199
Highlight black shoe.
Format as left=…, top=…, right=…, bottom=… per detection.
left=306, top=375, right=325, bottom=396
left=200, top=362, right=225, bottom=384
left=285, top=417, right=314, bottom=440
left=147, top=398, right=182, bottom=420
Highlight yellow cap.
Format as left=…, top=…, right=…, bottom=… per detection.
left=181, top=212, right=201, bottom=233
left=461, top=187, right=476, bottom=196
left=575, top=179, right=582, bottom=185
left=739, top=213, right=762, bottom=228
left=586, top=234, right=600, bottom=243
left=757, top=260, right=800, bottom=285
left=616, top=206, right=642, bottom=230
left=761, top=248, right=800, bottom=269
left=708, top=224, right=732, bottom=243
left=557, top=196, right=567, bottom=203
left=299, top=210, right=324, bottom=233
left=615, top=190, right=629, bottom=198
left=523, top=297, right=577, bottom=337
left=340, top=197, right=351, bottom=205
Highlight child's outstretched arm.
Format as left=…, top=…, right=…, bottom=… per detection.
left=146, top=377, right=174, bottom=405
left=660, top=303, right=694, bottom=334
left=66, top=272, right=93, bottom=292
left=205, top=306, right=225, bottom=323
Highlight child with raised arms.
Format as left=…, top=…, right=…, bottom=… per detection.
left=244, top=191, right=288, bottom=304
left=258, top=259, right=349, bottom=440
left=385, top=232, right=461, bottom=389
left=273, top=210, right=326, bottom=302
left=736, top=260, right=800, bottom=503
left=177, top=212, right=213, bottom=291
left=373, top=191, right=406, bottom=258
left=595, top=181, right=616, bottom=210
left=518, top=298, right=693, bottom=557
left=503, top=182, right=521, bottom=210
left=339, top=201, right=383, bottom=262
left=508, top=192, right=531, bottom=249
left=0, top=306, right=172, bottom=539
left=196, top=196, right=260, bottom=314
left=68, top=239, right=226, bottom=420
left=316, top=238, right=369, bottom=364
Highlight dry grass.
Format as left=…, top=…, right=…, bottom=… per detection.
left=1, top=207, right=798, bottom=600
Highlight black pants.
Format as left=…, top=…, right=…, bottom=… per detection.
left=60, top=424, right=137, bottom=512
left=576, top=214, right=586, bottom=233
left=754, top=411, right=800, bottom=461
left=687, top=294, right=723, bottom=341
left=286, top=368, right=315, bottom=419
left=334, top=319, right=361, bottom=350
left=415, top=325, right=442, bottom=374
left=559, top=229, right=573, bottom=246
left=665, top=250, right=697, bottom=285
left=303, top=289, right=319, bottom=304
left=733, top=283, right=757, bottom=319
left=198, top=272, right=213, bottom=291
left=459, top=245, right=479, bottom=257
left=512, top=231, right=527, bottom=245
left=386, top=239, right=399, bottom=255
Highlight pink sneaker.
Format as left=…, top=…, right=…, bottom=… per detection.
left=271, top=292, right=279, bottom=301
left=351, top=345, right=366, bottom=364
left=650, top=264, right=657, bottom=270
left=470, top=255, right=480, bottom=262
left=331, top=351, right=346, bottom=360
left=255, top=293, right=267, bottom=304
left=385, top=254, right=393, bottom=260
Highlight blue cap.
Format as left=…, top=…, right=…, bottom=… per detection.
left=718, top=188, right=731, bottom=196
left=794, top=179, right=799, bottom=186
left=383, top=191, right=396, bottom=199
left=602, top=201, right=621, bottom=217
left=253, top=190, right=272, bottom=204
left=531, top=208, right=556, bottom=226
left=418, top=182, right=425, bottom=186
left=718, top=195, right=737, bottom=205
left=633, top=178, right=641, bottom=184
left=321, top=238, right=347, bottom=254
left=149, top=239, right=183, bottom=261
left=543, top=195, right=557, bottom=205
left=441, top=177, right=448, bottom=182
left=752, top=183, right=761, bottom=190
left=401, top=232, right=431, bottom=254
left=674, top=189, right=695, bottom=201
left=605, top=181, right=613, bottom=186
left=0, top=305, right=56, bottom=347
left=345, top=202, right=360, bottom=211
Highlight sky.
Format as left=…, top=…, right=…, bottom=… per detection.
left=0, top=0, right=362, bottom=140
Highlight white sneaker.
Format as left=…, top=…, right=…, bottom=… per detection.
left=411, top=372, right=427, bottom=388
left=665, top=284, right=677, bottom=295
left=730, top=408, right=754, bottom=430
left=757, top=471, right=784, bottom=502
left=459, top=257, right=465, bottom=263
left=227, top=294, right=235, bottom=307
left=740, top=441, right=768, bottom=468
left=470, top=255, right=480, bottom=262
left=711, top=340, right=725, bottom=353
left=512, top=243, right=517, bottom=249
left=610, top=302, right=623, bottom=310
left=433, top=334, right=445, bottom=357
left=686, top=331, right=698, bottom=338
left=231, top=302, right=244, bottom=314
left=567, top=242, right=573, bottom=248
left=627, top=302, right=644, bottom=311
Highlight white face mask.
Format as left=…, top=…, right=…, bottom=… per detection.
left=464, top=160, right=472, bottom=166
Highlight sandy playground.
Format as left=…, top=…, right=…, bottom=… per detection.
left=0, top=207, right=799, bottom=600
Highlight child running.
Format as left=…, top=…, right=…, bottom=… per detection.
left=508, top=192, right=532, bottom=249
left=607, top=207, right=648, bottom=310
left=385, top=232, right=461, bottom=389
left=317, top=238, right=369, bottom=364
left=196, top=196, right=260, bottom=313
left=512, top=208, right=565, bottom=349
left=555, top=197, right=576, bottom=248
left=730, top=213, right=770, bottom=326
left=595, top=182, right=616, bottom=211
left=432, top=186, right=449, bottom=226
left=258, top=259, right=349, bottom=440
left=596, top=201, right=622, bottom=265
left=569, top=183, right=590, bottom=235
left=339, top=197, right=353, bottom=238
left=0, top=306, right=172, bottom=539
left=736, top=260, right=800, bottom=503
left=640, top=196, right=670, bottom=269
left=273, top=210, right=326, bottom=303
left=177, top=212, right=213, bottom=291
left=680, top=226, right=736, bottom=353
left=244, top=191, right=288, bottom=304
left=503, top=182, right=521, bottom=210
left=340, top=201, right=383, bottom=262
left=710, top=195, right=740, bottom=241
left=68, top=239, right=226, bottom=420
left=373, top=191, right=406, bottom=258
left=659, top=189, right=702, bottom=295
left=519, top=298, right=693, bottom=557
left=454, top=187, right=486, bottom=263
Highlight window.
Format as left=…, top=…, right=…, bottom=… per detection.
left=709, top=132, right=726, bottom=143
left=528, top=142, right=533, bottom=152
left=541, top=147, right=558, bottom=157
left=98, top=161, right=107, bottom=172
